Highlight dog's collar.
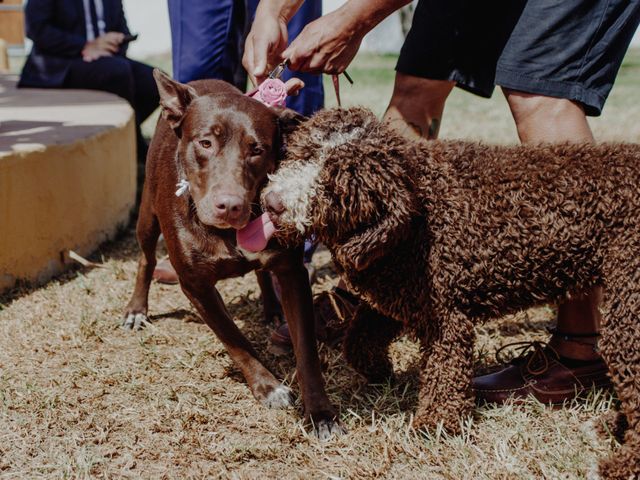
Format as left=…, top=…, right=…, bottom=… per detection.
left=245, top=78, right=288, bottom=108
left=175, top=179, right=190, bottom=197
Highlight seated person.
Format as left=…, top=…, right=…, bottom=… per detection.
left=19, top=0, right=159, bottom=160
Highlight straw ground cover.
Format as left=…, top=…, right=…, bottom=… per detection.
left=1, top=49, right=639, bottom=479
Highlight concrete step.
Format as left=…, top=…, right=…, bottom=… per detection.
left=0, top=75, right=136, bottom=292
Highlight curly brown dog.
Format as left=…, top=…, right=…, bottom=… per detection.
left=260, top=107, right=640, bottom=478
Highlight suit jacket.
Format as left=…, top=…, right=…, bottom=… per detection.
left=19, top=0, right=131, bottom=88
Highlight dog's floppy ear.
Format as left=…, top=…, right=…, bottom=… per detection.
left=334, top=198, right=415, bottom=272
left=277, top=108, right=306, bottom=137
left=153, top=68, right=198, bottom=132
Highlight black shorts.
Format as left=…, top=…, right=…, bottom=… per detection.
left=397, top=0, right=640, bottom=116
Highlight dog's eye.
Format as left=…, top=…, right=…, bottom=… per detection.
left=250, top=144, right=264, bottom=156
left=199, top=140, right=212, bottom=149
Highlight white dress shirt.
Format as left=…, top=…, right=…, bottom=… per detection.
left=82, top=0, right=106, bottom=41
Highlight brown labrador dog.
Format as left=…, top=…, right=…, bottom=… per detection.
left=123, top=70, right=342, bottom=438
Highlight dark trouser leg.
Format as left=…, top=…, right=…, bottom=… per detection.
left=127, top=58, right=160, bottom=160
left=64, top=56, right=153, bottom=160
left=167, top=0, right=246, bottom=88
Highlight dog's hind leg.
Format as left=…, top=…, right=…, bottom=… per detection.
left=598, top=250, right=640, bottom=479
left=413, top=310, right=475, bottom=435
left=343, top=304, right=403, bottom=383
left=123, top=186, right=161, bottom=330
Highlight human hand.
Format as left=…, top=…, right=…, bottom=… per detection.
left=283, top=77, right=304, bottom=96
left=82, top=31, right=125, bottom=62
left=282, top=7, right=364, bottom=74
left=243, top=12, right=289, bottom=85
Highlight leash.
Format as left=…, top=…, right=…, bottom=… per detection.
left=331, top=70, right=353, bottom=107
left=248, top=59, right=354, bottom=107
left=245, top=60, right=290, bottom=107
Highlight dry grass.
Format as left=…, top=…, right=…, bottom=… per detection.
left=0, top=242, right=619, bottom=479
left=2, top=49, right=639, bottom=479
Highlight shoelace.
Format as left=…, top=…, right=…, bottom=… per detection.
left=495, top=340, right=561, bottom=376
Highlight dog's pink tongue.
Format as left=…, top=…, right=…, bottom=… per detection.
left=236, top=212, right=276, bottom=252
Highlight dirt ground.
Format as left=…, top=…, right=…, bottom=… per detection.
left=2, top=50, right=639, bottom=479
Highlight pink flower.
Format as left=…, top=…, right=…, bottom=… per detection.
left=257, top=78, right=287, bottom=107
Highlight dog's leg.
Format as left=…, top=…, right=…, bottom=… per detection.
left=597, top=253, right=640, bottom=480
left=179, top=273, right=293, bottom=409
left=343, top=304, right=403, bottom=383
left=413, top=311, right=475, bottom=435
left=271, top=254, right=344, bottom=440
left=123, top=186, right=160, bottom=330
left=255, top=270, right=283, bottom=324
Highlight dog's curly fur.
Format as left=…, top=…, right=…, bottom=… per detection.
left=263, top=107, right=640, bottom=479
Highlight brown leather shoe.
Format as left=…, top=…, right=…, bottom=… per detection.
left=473, top=341, right=612, bottom=405
left=270, top=287, right=358, bottom=350
left=153, top=257, right=179, bottom=285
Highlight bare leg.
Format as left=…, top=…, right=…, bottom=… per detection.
left=384, top=73, right=455, bottom=140
left=503, top=89, right=601, bottom=360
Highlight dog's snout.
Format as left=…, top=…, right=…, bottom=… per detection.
left=213, top=194, right=244, bottom=220
left=264, top=191, right=285, bottom=215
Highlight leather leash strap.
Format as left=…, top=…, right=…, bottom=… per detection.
left=332, top=74, right=341, bottom=107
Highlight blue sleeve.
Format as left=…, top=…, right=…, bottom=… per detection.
left=25, top=0, right=87, bottom=57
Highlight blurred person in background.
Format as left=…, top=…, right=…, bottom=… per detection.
left=19, top=0, right=159, bottom=161
left=167, top=0, right=323, bottom=115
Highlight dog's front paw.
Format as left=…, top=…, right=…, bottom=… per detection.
left=599, top=444, right=640, bottom=480
left=260, top=384, right=294, bottom=409
left=309, top=411, right=346, bottom=441
left=314, top=418, right=346, bottom=441
left=596, top=410, right=627, bottom=443
left=122, top=311, right=150, bottom=331
left=412, top=415, right=462, bottom=436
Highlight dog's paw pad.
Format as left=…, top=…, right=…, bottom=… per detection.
left=263, top=384, right=293, bottom=409
left=122, top=312, right=149, bottom=331
left=314, top=419, right=346, bottom=441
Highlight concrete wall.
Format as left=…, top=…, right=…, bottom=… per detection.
left=0, top=76, right=136, bottom=292
left=122, top=0, right=171, bottom=59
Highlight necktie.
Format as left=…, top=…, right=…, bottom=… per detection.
left=88, top=0, right=100, bottom=40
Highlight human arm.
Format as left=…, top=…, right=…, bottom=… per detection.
left=83, top=0, right=128, bottom=61
left=243, top=0, right=411, bottom=81
left=283, top=0, right=412, bottom=74
left=243, top=0, right=304, bottom=84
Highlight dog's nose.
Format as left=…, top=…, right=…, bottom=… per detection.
left=264, top=191, right=285, bottom=215
left=213, top=194, right=244, bottom=220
